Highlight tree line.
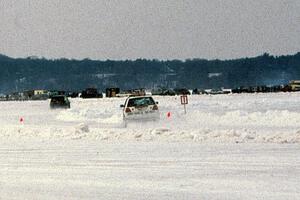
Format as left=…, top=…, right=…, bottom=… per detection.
left=0, top=52, right=299, bottom=94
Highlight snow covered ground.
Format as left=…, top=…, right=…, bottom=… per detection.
left=0, top=141, right=299, bottom=200
left=1, top=92, right=300, bottom=143
left=0, top=93, right=300, bottom=199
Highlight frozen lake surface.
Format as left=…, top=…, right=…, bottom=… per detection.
left=0, top=141, right=299, bottom=200
left=0, top=93, right=300, bottom=199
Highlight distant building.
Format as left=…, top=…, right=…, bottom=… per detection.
left=34, top=90, right=48, bottom=96
left=289, top=80, right=300, bottom=91
left=24, top=90, right=49, bottom=100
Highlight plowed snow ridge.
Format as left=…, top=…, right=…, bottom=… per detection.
left=1, top=93, right=300, bottom=143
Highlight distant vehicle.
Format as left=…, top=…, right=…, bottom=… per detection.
left=289, top=80, right=300, bottom=91
left=162, top=89, right=176, bottom=96
left=80, top=88, right=102, bottom=98
left=126, top=88, right=146, bottom=96
left=48, top=90, right=66, bottom=98
left=192, top=88, right=208, bottom=95
left=120, top=96, right=160, bottom=125
left=69, top=92, right=79, bottom=98
left=174, top=88, right=190, bottom=95
left=106, top=88, right=120, bottom=97
left=282, top=85, right=292, bottom=92
left=50, top=95, right=70, bottom=109
left=232, top=86, right=251, bottom=93
left=192, top=88, right=200, bottom=95
left=209, top=88, right=231, bottom=95
left=151, top=88, right=175, bottom=96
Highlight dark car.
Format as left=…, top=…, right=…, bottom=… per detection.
left=50, top=95, right=70, bottom=109
left=81, top=88, right=103, bottom=98
left=151, top=88, right=175, bottom=96
left=106, top=88, right=120, bottom=97
left=174, top=88, right=190, bottom=95
left=67, top=92, right=79, bottom=98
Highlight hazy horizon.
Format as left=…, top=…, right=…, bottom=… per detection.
left=1, top=51, right=299, bottom=62
left=0, top=0, right=299, bottom=60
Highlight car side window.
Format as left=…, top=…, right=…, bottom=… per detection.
left=127, top=99, right=135, bottom=107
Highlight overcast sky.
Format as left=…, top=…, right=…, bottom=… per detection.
left=0, top=0, right=299, bottom=60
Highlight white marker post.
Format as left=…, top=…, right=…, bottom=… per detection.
left=180, top=95, right=188, bottom=114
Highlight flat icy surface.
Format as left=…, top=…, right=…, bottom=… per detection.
left=0, top=141, right=299, bottom=200
left=0, top=93, right=300, bottom=199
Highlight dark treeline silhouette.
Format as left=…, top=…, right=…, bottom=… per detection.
left=0, top=52, right=300, bottom=93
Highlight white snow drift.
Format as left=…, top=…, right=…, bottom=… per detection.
left=1, top=92, right=300, bottom=143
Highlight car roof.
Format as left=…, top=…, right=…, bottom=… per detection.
left=126, top=95, right=153, bottom=99
left=51, top=95, right=66, bottom=98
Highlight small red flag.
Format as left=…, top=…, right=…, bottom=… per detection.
left=167, top=112, right=171, bottom=118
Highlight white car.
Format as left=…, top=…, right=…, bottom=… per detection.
left=121, top=96, right=160, bottom=123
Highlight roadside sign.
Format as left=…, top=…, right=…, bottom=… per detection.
left=180, top=95, right=188, bottom=114
left=181, top=95, right=188, bottom=105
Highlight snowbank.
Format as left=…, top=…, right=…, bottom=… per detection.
left=1, top=124, right=300, bottom=143
left=1, top=93, right=300, bottom=143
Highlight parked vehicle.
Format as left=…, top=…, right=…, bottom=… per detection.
left=106, top=88, right=120, bottom=97
left=209, top=88, right=225, bottom=95
left=69, top=92, right=79, bottom=98
left=48, top=90, right=66, bottom=98
left=120, top=96, right=160, bottom=125
left=161, top=89, right=176, bottom=96
left=50, top=95, right=70, bottom=109
left=151, top=88, right=175, bottom=96
left=80, top=88, right=102, bottom=98
left=282, top=85, right=292, bottom=92
left=192, top=88, right=208, bottom=95
left=174, top=88, right=190, bottom=95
